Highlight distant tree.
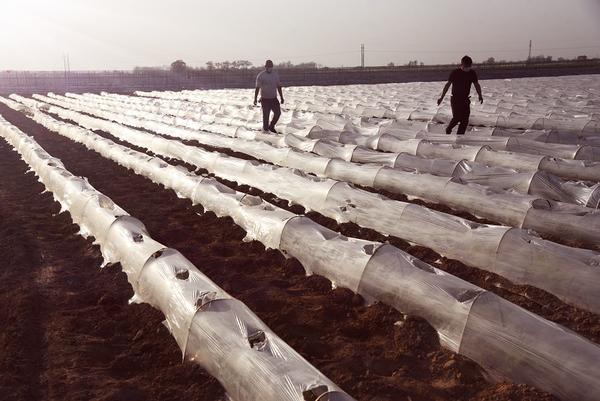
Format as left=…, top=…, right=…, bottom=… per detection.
left=133, top=66, right=162, bottom=73
left=215, top=61, right=232, bottom=70
left=236, top=60, right=253, bottom=69
left=406, top=60, right=420, bottom=67
left=577, top=55, right=588, bottom=61
left=275, top=60, right=317, bottom=69
left=387, top=62, right=395, bottom=67
left=529, top=55, right=541, bottom=63
left=420, top=61, right=425, bottom=66
left=193, top=59, right=320, bottom=71
left=558, top=57, right=566, bottom=62
left=528, top=54, right=552, bottom=64
left=170, top=60, right=187, bottom=73
left=294, top=61, right=318, bottom=69
left=485, top=57, right=496, bottom=64
left=277, top=61, right=294, bottom=69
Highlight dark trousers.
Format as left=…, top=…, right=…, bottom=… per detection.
left=446, top=96, right=471, bottom=135
left=260, top=98, right=281, bottom=131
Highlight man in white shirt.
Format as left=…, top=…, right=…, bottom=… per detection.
left=254, top=60, right=284, bottom=133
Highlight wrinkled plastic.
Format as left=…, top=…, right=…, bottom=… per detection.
left=41, top=93, right=600, bottom=212
left=45, top=91, right=600, bottom=183
left=29, top=94, right=600, bottom=247
left=14, top=98, right=600, bottom=317
left=6, top=87, right=600, bottom=400
left=0, top=111, right=354, bottom=401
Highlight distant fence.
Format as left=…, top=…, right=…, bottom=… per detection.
left=1, top=60, right=599, bottom=95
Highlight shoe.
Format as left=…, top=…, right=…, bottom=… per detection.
left=269, top=127, right=278, bottom=134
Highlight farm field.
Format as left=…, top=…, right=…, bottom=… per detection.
left=1, top=74, right=600, bottom=401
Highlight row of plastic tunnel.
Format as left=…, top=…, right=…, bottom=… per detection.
left=51, top=85, right=600, bottom=209
left=0, top=108, right=355, bottom=401
left=13, top=93, right=600, bottom=312
left=0, top=75, right=598, bottom=401
left=136, top=74, right=600, bottom=136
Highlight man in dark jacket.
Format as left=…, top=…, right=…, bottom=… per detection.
left=437, top=55, right=483, bottom=135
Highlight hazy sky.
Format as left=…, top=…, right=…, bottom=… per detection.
left=0, top=0, right=599, bottom=71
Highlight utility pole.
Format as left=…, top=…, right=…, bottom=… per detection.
left=528, top=40, right=532, bottom=63
left=361, top=44, right=365, bottom=68
left=63, top=53, right=67, bottom=83
left=63, top=53, right=70, bottom=92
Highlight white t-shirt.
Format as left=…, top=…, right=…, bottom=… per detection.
left=256, top=70, right=281, bottom=99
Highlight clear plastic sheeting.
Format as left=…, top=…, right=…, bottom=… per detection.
left=522, top=199, right=600, bottom=245
left=5, top=93, right=600, bottom=401
left=492, top=229, right=600, bottom=310
left=40, top=92, right=600, bottom=209
left=69, top=91, right=600, bottom=166
left=281, top=217, right=381, bottom=293
left=358, top=244, right=481, bottom=351
left=183, top=298, right=349, bottom=401
left=0, top=114, right=354, bottom=401
left=11, top=98, right=600, bottom=317
left=505, top=137, right=600, bottom=160
left=284, top=134, right=600, bottom=208
left=359, top=245, right=600, bottom=401
left=343, top=131, right=600, bottom=183
left=461, top=126, right=600, bottom=147
left=102, top=216, right=165, bottom=280
left=538, top=156, right=600, bottom=182
left=8, top=103, right=600, bottom=401
left=130, top=76, right=600, bottom=139
left=526, top=171, right=600, bottom=208
left=561, top=180, right=600, bottom=208
left=324, top=159, right=384, bottom=188
left=459, top=291, right=600, bottom=401
left=393, top=153, right=463, bottom=176
left=27, top=94, right=600, bottom=246
left=380, top=132, right=600, bottom=161
left=45, top=91, right=600, bottom=184
left=101, top=83, right=600, bottom=172
left=456, top=167, right=600, bottom=209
